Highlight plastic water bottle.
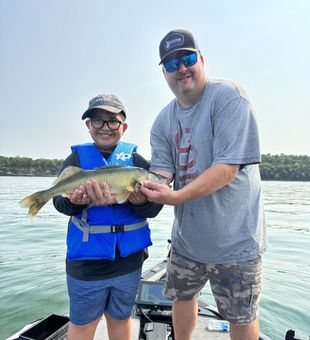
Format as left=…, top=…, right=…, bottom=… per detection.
left=207, top=319, right=230, bottom=332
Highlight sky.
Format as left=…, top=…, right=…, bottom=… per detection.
left=0, top=0, right=309, bottom=160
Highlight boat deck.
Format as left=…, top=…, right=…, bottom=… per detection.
left=93, top=259, right=230, bottom=339
left=94, top=314, right=230, bottom=339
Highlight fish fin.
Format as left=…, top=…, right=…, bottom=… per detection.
left=126, top=184, right=135, bottom=192
left=53, top=166, right=83, bottom=185
left=19, top=189, right=50, bottom=218
left=115, top=191, right=130, bottom=204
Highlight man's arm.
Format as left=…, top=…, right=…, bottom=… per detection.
left=141, top=163, right=240, bottom=205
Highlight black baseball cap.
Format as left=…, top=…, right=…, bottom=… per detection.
left=159, top=29, right=200, bottom=64
left=82, top=94, right=126, bottom=119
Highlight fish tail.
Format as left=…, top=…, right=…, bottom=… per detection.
left=19, top=189, right=50, bottom=218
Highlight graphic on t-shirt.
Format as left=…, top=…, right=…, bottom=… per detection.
left=175, top=127, right=199, bottom=183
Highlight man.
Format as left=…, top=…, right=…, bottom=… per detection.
left=53, top=94, right=162, bottom=340
left=141, top=29, right=266, bottom=340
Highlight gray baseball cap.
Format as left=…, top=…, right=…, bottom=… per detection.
left=159, top=29, right=199, bottom=64
left=82, top=94, right=126, bottom=119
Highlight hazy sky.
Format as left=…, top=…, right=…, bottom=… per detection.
left=1, top=0, right=309, bottom=160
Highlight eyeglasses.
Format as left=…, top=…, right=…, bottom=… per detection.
left=89, top=118, right=124, bottom=130
left=163, top=51, right=198, bottom=73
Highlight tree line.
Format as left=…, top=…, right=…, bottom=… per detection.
left=260, top=154, right=310, bottom=181
left=0, top=154, right=309, bottom=181
left=0, top=156, right=62, bottom=177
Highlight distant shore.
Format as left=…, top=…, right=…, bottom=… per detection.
left=1, top=154, right=310, bottom=181
left=0, top=173, right=56, bottom=177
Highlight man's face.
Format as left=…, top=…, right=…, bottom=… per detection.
left=162, top=50, right=206, bottom=106
left=86, top=109, right=127, bottom=152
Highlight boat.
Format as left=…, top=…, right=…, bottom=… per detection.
left=8, top=256, right=299, bottom=340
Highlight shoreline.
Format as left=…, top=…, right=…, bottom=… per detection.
left=0, top=173, right=56, bottom=177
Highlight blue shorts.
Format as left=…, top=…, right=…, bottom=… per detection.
left=67, top=268, right=142, bottom=325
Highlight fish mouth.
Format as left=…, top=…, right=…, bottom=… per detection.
left=149, top=171, right=171, bottom=183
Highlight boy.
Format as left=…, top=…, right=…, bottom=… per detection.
left=53, top=94, right=162, bottom=340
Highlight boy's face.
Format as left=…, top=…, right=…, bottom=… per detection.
left=86, top=109, right=128, bottom=153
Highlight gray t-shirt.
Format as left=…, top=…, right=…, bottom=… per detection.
left=150, top=79, right=266, bottom=264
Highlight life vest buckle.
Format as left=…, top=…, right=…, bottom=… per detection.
left=111, top=224, right=125, bottom=233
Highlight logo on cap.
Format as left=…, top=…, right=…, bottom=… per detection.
left=164, top=33, right=184, bottom=51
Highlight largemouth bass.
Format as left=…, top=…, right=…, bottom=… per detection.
left=19, top=166, right=168, bottom=217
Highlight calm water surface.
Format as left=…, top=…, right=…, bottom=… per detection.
left=0, top=177, right=309, bottom=339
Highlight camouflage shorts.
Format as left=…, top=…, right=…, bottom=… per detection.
left=164, top=247, right=262, bottom=324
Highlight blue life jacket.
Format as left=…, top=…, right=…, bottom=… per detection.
left=66, top=142, right=152, bottom=261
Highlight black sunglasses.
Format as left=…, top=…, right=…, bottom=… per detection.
left=89, top=118, right=123, bottom=130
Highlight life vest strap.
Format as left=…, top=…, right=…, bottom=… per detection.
left=70, top=215, right=147, bottom=242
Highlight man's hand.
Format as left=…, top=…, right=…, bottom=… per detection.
left=141, top=181, right=179, bottom=205
left=128, top=183, right=148, bottom=206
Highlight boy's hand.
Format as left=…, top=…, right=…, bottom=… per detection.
left=69, top=180, right=117, bottom=206
left=85, top=180, right=117, bottom=206
left=128, top=183, right=148, bottom=205
left=69, top=185, right=90, bottom=205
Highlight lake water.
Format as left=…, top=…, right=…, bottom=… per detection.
left=0, top=177, right=309, bottom=339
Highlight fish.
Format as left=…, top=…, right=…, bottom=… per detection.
left=19, top=165, right=168, bottom=217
